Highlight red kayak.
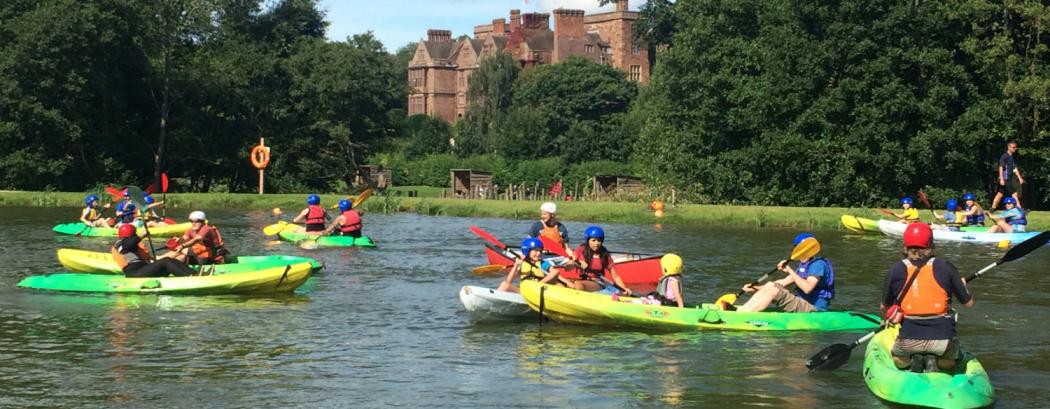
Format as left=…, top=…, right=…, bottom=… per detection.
left=482, top=242, right=662, bottom=285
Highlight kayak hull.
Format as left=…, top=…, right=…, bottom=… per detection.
left=841, top=215, right=881, bottom=233
left=17, top=263, right=313, bottom=295
left=878, top=219, right=1038, bottom=244
left=277, top=230, right=375, bottom=247
left=483, top=243, right=661, bottom=285
left=863, top=325, right=995, bottom=409
left=459, top=285, right=534, bottom=320
left=52, top=222, right=192, bottom=237
left=519, top=281, right=880, bottom=331
left=56, top=248, right=324, bottom=274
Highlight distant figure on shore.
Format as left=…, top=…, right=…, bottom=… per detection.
left=991, top=141, right=1024, bottom=209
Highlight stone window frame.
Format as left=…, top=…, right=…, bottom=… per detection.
left=585, top=44, right=594, bottom=53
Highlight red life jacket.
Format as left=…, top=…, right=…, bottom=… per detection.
left=305, top=205, right=326, bottom=225
left=573, top=245, right=611, bottom=280
left=340, top=210, right=362, bottom=233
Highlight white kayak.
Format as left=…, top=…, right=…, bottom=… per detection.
left=877, top=219, right=1040, bottom=245
left=459, top=285, right=534, bottom=320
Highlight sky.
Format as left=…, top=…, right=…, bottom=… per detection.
left=318, top=0, right=639, bottom=52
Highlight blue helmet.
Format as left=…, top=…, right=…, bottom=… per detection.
left=963, top=192, right=976, bottom=201
left=144, top=195, right=155, bottom=205
left=793, top=233, right=814, bottom=246
left=1003, top=197, right=1016, bottom=205
left=584, top=225, right=605, bottom=240
left=338, top=199, right=352, bottom=211
left=900, top=197, right=913, bottom=205
left=945, top=199, right=958, bottom=211
left=521, top=237, right=543, bottom=254
left=307, top=194, right=320, bottom=205
left=85, top=194, right=99, bottom=206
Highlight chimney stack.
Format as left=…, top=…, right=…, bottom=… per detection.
left=509, top=9, right=521, bottom=32
left=553, top=9, right=585, bottom=38
left=616, top=0, right=628, bottom=12
left=492, top=18, right=506, bottom=36
left=521, top=12, right=550, bottom=30
left=426, top=29, right=452, bottom=43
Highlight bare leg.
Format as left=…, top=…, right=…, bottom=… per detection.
left=991, top=192, right=1003, bottom=210
left=736, top=283, right=779, bottom=312
left=573, top=280, right=602, bottom=292
left=496, top=281, right=518, bottom=293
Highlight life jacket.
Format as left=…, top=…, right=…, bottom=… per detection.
left=965, top=204, right=985, bottom=225
left=796, top=257, right=834, bottom=307
left=305, top=205, right=326, bottom=225
left=540, top=222, right=565, bottom=246
left=574, top=245, right=612, bottom=281
left=902, top=208, right=920, bottom=222
left=340, top=210, right=362, bottom=233
left=1005, top=208, right=1027, bottom=226
left=655, top=275, right=682, bottom=306
left=899, top=258, right=950, bottom=317
left=519, top=259, right=547, bottom=281
left=83, top=206, right=101, bottom=221
left=186, top=225, right=226, bottom=263
left=111, top=238, right=148, bottom=269
left=945, top=211, right=965, bottom=227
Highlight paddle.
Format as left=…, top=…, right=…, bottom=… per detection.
left=160, top=172, right=169, bottom=218
left=263, top=220, right=290, bottom=236
left=330, top=188, right=375, bottom=209
left=126, top=186, right=157, bottom=260
left=472, top=264, right=507, bottom=276
left=538, top=235, right=570, bottom=257
left=879, top=209, right=895, bottom=217
left=714, top=237, right=821, bottom=308
left=470, top=225, right=573, bottom=287
left=917, top=189, right=938, bottom=219
left=806, top=230, right=1050, bottom=371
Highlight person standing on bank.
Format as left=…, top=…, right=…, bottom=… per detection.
left=991, top=141, right=1024, bottom=210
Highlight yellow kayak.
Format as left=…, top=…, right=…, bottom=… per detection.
left=841, top=215, right=881, bottom=233
left=18, top=262, right=313, bottom=295
left=52, top=222, right=191, bottom=237
left=56, top=248, right=324, bottom=274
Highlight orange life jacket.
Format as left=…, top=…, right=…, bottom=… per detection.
left=186, top=225, right=225, bottom=262
left=900, top=258, right=950, bottom=317
left=340, top=210, right=362, bottom=233
left=111, top=242, right=149, bottom=269
left=540, top=223, right=564, bottom=245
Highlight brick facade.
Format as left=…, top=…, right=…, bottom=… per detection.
left=407, top=1, right=648, bottom=123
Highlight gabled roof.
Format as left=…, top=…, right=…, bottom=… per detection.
left=523, top=31, right=553, bottom=52
left=424, top=41, right=455, bottom=60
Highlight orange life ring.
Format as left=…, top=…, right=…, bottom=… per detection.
left=250, top=145, right=270, bottom=169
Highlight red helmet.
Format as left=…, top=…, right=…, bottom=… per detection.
left=903, top=222, right=933, bottom=248
left=117, top=224, right=136, bottom=238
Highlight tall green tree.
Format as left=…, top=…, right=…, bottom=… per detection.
left=458, top=52, right=518, bottom=154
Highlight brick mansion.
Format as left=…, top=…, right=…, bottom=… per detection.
left=407, top=1, right=649, bottom=123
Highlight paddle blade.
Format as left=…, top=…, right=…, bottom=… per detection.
left=538, top=235, right=568, bottom=257
left=145, top=183, right=156, bottom=195
left=263, top=221, right=288, bottom=236
left=1001, top=230, right=1050, bottom=264
left=806, top=343, right=854, bottom=371
left=470, top=226, right=507, bottom=250
left=105, top=186, right=123, bottom=202
left=353, top=188, right=374, bottom=208
left=714, top=293, right=738, bottom=309
left=299, top=239, right=319, bottom=250
left=163, top=217, right=176, bottom=225
left=917, top=189, right=932, bottom=208
left=790, top=237, right=821, bottom=261
left=161, top=172, right=169, bottom=193
left=472, top=264, right=507, bottom=276
left=126, top=186, right=147, bottom=209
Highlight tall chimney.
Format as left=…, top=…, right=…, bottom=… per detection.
left=427, top=29, right=451, bottom=43
left=492, top=18, right=506, bottom=36
left=509, top=9, right=521, bottom=32
left=617, top=0, right=627, bottom=12
left=553, top=9, right=585, bottom=38
left=522, top=12, right=550, bottom=30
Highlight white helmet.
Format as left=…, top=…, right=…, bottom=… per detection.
left=189, top=211, right=206, bottom=221
left=540, top=202, right=557, bottom=214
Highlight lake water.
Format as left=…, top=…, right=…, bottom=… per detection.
left=0, top=208, right=1046, bottom=408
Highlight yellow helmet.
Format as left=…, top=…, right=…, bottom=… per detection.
left=660, top=253, right=683, bottom=276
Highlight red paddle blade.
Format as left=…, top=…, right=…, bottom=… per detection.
left=145, top=183, right=156, bottom=195
left=105, top=186, right=123, bottom=202
left=917, top=189, right=932, bottom=208
left=161, top=172, right=169, bottom=193
left=469, top=226, right=507, bottom=250
left=538, top=235, right=568, bottom=256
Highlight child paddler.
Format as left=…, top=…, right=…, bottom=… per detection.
left=79, top=194, right=110, bottom=227
left=322, top=199, right=363, bottom=238
left=568, top=225, right=633, bottom=296
left=933, top=198, right=964, bottom=231
left=737, top=233, right=835, bottom=313
left=292, top=194, right=328, bottom=233
left=496, top=238, right=564, bottom=293
left=892, top=197, right=920, bottom=223
left=111, top=224, right=196, bottom=278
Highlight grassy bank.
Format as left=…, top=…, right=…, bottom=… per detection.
left=2, top=191, right=1044, bottom=230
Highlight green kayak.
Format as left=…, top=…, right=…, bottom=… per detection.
left=56, top=248, right=324, bottom=274
left=17, top=262, right=313, bottom=295
left=52, top=222, right=192, bottom=237
left=519, top=281, right=881, bottom=331
left=863, top=325, right=995, bottom=409
left=277, top=230, right=375, bottom=247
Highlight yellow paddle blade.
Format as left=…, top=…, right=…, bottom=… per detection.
left=472, top=264, right=507, bottom=276
left=353, top=188, right=374, bottom=208
left=262, top=221, right=288, bottom=236
left=298, top=239, right=319, bottom=250
left=790, top=237, right=821, bottom=261
left=714, top=293, right=738, bottom=309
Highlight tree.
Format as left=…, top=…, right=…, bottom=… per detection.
left=457, top=52, right=518, bottom=154
left=599, top=0, right=676, bottom=67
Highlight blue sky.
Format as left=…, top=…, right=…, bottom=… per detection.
left=319, top=0, right=638, bottom=52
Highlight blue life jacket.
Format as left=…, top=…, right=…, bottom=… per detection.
left=965, top=204, right=984, bottom=225
left=1005, top=208, right=1027, bottom=226
left=796, top=257, right=834, bottom=311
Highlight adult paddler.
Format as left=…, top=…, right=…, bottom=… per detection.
left=526, top=202, right=573, bottom=257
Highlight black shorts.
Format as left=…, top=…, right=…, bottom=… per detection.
left=305, top=223, right=326, bottom=232
left=123, top=259, right=195, bottom=277
left=996, top=182, right=1014, bottom=196
left=337, top=230, right=362, bottom=238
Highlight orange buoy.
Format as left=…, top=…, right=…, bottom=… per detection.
left=272, top=207, right=283, bottom=216
left=652, top=200, right=665, bottom=211
left=654, top=209, right=665, bottom=218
